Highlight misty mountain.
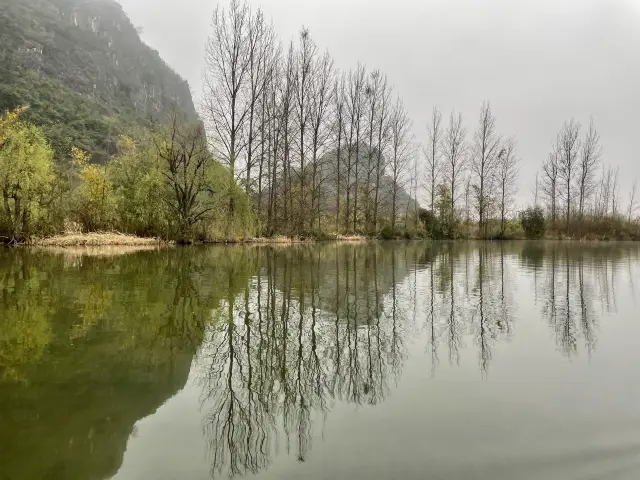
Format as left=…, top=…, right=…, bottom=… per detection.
left=0, top=0, right=196, bottom=160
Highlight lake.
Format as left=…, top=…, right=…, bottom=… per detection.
left=1, top=242, right=639, bottom=480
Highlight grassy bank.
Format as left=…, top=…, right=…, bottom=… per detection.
left=13, top=232, right=370, bottom=248
left=13, top=227, right=640, bottom=249
left=29, top=232, right=167, bottom=247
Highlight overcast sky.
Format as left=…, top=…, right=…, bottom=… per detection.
left=118, top=0, right=640, bottom=205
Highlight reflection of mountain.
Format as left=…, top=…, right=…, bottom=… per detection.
left=267, top=243, right=416, bottom=323
left=0, top=247, right=257, bottom=480
left=0, top=350, right=193, bottom=480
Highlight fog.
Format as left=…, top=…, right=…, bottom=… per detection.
left=119, top=0, right=640, bottom=204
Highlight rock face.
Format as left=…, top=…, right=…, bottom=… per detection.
left=0, top=0, right=196, bottom=159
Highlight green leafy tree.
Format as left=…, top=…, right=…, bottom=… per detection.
left=111, top=135, right=168, bottom=236
left=520, top=206, right=546, bottom=239
left=72, top=147, right=116, bottom=231
left=0, top=107, right=55, bottom=241
left=435, top=184, right=460, bottom=239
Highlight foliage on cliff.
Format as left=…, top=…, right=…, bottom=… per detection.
left=0, top=0, right=196, bottom=160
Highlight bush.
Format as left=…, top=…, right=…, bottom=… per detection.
left=519, top=206, right=546, bottom=239
left=380, top=225, right=400, bottom=240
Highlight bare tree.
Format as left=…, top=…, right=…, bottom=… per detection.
left=628, top=178, right=638, bottom=222
left=308, top=51, right=334, bottom=231
left=463, top=176, right=472, bottom=236
left=203, top=0, right=252, bottom=175
left=556, top=119, right=581, bottom=228
left=542, top=148, right=559, bottom=226
left=363, top=72, right=378, bottom=231
left=424, top=107, right=443, bottom=212
left=497, top=137, right=519, bottom=237
left=363, top=70, right=389, bottom=232
left=611, top=166, right=620, bottom=216
left=280, top=43, right=297, bottom=230
left=344, top=65, right=365, bottom=232
left=155, top=111, right=215, bottom=240
left=332, top=74, right=346, bottom=233
left=372, top=75, right=391, bottom=231
left=203, top=0, right=253, bottom=229
left=388, top=98, right=412, bottom=232
left=442, top=111, right=467, bottom=219
left=576, top=118, right=601, bottom=218
left=597, top=165, right=614, bottom=217
left=244, top=10, right=275, bottom=197
left=470, top=102, right=501, bottom=238
left=294, top=28, right=318, bottom=227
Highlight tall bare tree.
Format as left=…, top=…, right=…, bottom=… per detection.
left=332, top=74, right=346, bottom=233
left=496, top=137, right=519, bottom=237
left=463, top=176, right=472, bottom=235
left=442, top=111, right=467, bottom=219
left=424, top=107, right=443, bottom=212
left=611, top=166, right=620, bottom=216
left=628, top=178, right=638, bottom=222
left=294, top=28, right=318, bottom=227
left=203, top=0, right=254, bottom=232
left=556, top=119, right=581, bottom=228
left=542, top=148, right=559, bottom=227
left=244, top=10, right=275, bottom=197
left=470, top=102, right=501, bottom=238
left=388, top=98, right=412, bottom=232
left=344, top=65, right=365, bottom=232
left=203, top=1, right=252, bottom=170
left=363, top=70, right=385, bottom=232
left=308, top=51, right=334, bottom=231
left=372, top=74, right=391, bottom=231
left=597, top=165, right=615, bottom=217
left=576, top=118, right=601, bottom=218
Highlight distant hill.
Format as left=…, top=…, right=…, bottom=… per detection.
left=318, top=144, right=420, bottom=219
left=0, top=0, right=196, bottom=160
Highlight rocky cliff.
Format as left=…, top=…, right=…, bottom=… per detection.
left=0, top=0, right=196, bottom=160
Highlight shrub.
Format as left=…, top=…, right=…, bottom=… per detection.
left=380, top=225, right=399, bottom=240
left=520, top=206, right=546, bottom=239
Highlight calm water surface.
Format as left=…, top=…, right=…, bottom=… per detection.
left=1, top=242, right=640, bottom=480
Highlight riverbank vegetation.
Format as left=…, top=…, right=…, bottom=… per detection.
left=2, top=0, right=638, bottom=244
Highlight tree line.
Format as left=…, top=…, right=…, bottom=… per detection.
left=0, top=106, right=253, bottom=243
left=2, top=0, right=639, bottom=242
left=202, top=0, right=418, bottom=237
left=202, top=0, right=639, bottom=240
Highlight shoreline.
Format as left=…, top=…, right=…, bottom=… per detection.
left=3, top=232, right=639, bottom=249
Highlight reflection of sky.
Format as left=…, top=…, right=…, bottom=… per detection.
left=114, top=251, right=640, bottom=480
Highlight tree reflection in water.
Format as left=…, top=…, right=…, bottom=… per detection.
left=194, top=242, right=640, bottom=478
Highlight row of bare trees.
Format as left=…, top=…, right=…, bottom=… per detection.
left=202, top=0, right=415, bottom=236
left=539, top=118, right=638, bottom=232
left=422, top=102, right=519, bottom=238
left=201, top=1, right=637, bottom=239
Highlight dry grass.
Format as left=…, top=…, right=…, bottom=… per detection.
left=334, top=234, right=369, bottom=242
left=246, top=235, right=312, bottom=244
left=30, top=232, right=167, bottom=247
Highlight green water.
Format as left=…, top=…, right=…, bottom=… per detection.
left=1, top=242, right=639, bottom=480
